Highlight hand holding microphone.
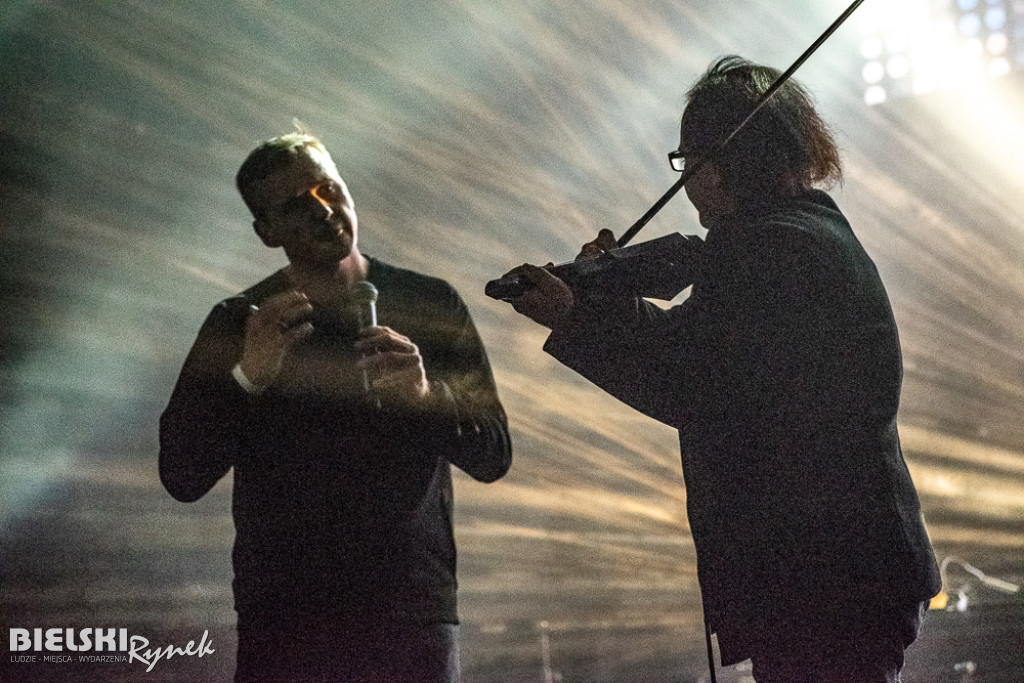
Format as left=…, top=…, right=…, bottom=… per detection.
left=350, top=282, right=429, bottom=406
left=236, top=280, right=428, bottom=404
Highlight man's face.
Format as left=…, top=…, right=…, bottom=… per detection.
left=679, top=117, right=734, bottom=229
left=250, top=146, right=359, bottom=268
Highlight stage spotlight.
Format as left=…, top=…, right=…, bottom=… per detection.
left=987, top=32, right=1008, bottom=54
left=959, top=12, right=982, bottom=36
left=985, top=6, right=1007, bottom=30
left=865, top=84, right=888, bottom=105
left=989, top=55, right=1013, bottom=75
left=859, top=0, right=1023, bottom=105
left=863, top=60, right=886, bottom=83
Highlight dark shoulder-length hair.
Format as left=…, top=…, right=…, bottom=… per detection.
left=682, top=55, right=842, bottom=201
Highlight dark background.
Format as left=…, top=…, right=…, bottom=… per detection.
left=2, top=1, right=1022, bottom=681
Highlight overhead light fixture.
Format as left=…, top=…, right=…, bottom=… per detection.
left=858, top=0, right=1022, bottom=105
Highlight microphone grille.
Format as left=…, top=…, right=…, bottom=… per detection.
left=348, top=281, right=378, bottom=304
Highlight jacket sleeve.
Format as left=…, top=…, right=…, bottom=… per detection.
left=414, top=288, right=512, bottom=483
left=158, top=299, right=250, bottom=502
left=543, top=294, right=688, bottom=426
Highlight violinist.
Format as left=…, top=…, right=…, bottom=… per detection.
left=502, top=56, right=940, bottom=682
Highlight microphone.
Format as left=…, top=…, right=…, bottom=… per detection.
left=348, top=281, right=378, bottom=330
left=347, top=281, right=380, bottom=405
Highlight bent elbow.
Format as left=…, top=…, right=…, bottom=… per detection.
left=158, top=450, right=225, bottom=503
left=483, top=453, right=512, bottom=483
left=471, top=432, right=513, bottom=484
left=159, top=468, right=207, bottom=503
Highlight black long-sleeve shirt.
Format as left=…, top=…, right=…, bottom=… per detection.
left=545, top=191, right=940, bottom=664
left=160, top=257, right=511, bottom=626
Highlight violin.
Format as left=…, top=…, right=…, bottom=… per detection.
left=485, top=232, right=704, bottom=302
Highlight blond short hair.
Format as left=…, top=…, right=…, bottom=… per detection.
left=236, top=132, right=341, bottom=218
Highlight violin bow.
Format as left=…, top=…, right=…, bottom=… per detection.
left=616, top=0, right=866, bottom=248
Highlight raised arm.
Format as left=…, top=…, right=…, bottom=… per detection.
left=158, top=300, right=249, bottom=502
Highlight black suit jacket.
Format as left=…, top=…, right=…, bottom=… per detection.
left=545, top=190, right=941, bottom=663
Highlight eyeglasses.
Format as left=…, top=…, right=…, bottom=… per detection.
left=668, top=149, right=701, bottom=173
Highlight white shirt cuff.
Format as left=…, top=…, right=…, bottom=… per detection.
left=231, top=363, right=265, bottom=395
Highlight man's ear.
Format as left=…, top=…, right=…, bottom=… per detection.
left=253, top=218, right=281, bottom=248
